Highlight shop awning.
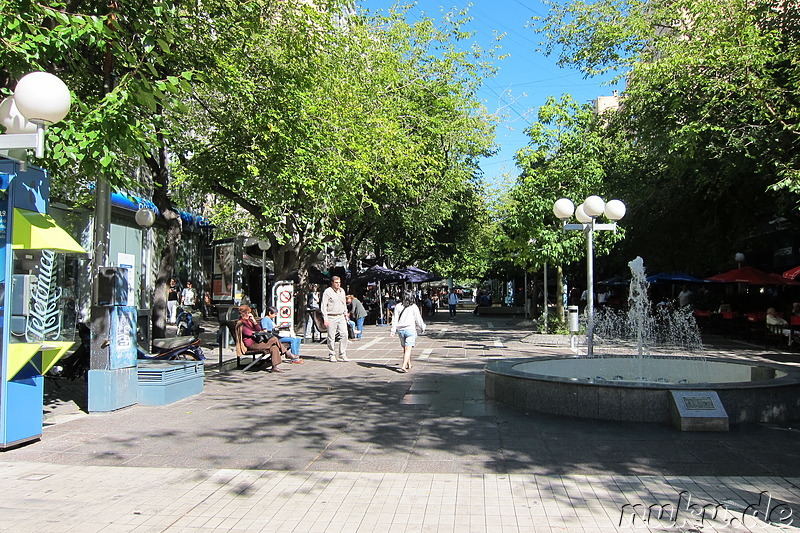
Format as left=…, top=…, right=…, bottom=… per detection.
left=12, top=208, right=86, bottom=253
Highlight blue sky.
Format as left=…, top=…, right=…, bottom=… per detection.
left=357, top=0, right=623, bottom=187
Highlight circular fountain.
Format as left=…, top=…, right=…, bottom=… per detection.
left=485, top=258, right=800, bottom=424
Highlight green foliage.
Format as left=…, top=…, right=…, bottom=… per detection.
left=173, top=2, right=497, bottom=277
left=0, top=0, right=498, bottom=283
left=530, top=0, right=800, bottom=274
left=1, top=1, right=188, bottom=189
left=501, top=95, right=625, bottom=273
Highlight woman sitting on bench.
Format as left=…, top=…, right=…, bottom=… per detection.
left=238, top=305, right=295, bottom=373
left=261, top=306, right=303, bottom=364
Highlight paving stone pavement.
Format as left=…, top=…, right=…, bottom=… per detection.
left=3, top=310, right=800, bottom=532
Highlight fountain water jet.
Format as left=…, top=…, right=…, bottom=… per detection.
left=486, top=258, right=800, bottom=424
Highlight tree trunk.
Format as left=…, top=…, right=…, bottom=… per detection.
left=151, top=209, right=182, bottom=339
left=148, top=141, right=182, bottom=340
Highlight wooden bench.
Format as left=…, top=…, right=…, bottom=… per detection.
left=307, top=309, right=356, bottom=340
left=308, top=308, right=327, bottom=342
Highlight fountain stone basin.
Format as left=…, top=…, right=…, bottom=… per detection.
left=485, top=356, right=800, bottom=424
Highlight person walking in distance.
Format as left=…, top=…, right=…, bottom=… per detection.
left=167, top=278, right=179, bottom=324
left=447, top=288, right=459, bottom=319
left=391, top=290, right=426, bottom=372
left=305, top=284, right=320, bottom=339
left=181, top=280, right=198, bottom=311
left=322, top=276, right=349, bottom=362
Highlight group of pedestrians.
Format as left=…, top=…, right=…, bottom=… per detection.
left=320, top=276, right=426, bottom=372
left=236, top=276, right=430, bottom=374
left=167, top=278, right=199, bottom=325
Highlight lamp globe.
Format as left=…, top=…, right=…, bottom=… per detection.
left=604, top=199, right=626, bottom=221
left=575, top=204, right=592, bottom=223
left=583, top=195, right=605, bottom=218
left=552, top=198, right=575, bottom=220
left=13, top=72, right=71, bottom=125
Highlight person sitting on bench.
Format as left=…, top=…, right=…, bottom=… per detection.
left=238, top=305, right=294, bottom=373
left=261, top=306, right=304, bottom=364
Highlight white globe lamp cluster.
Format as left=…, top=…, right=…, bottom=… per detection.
left=551, top=195, right=627, bottom=357
left=0, top=72, right=72, bottom=159
left=552, top=196, right=626, bottom=224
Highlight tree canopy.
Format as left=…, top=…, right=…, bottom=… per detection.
left=172, top=2, right=497, bottom=280
left=527, top=0, right=800, bottom=274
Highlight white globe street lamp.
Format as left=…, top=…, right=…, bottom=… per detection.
left=0, top=72, right=71, bottom=159
left=135, top=207, right=156, bottom=228
left=553, top=195, right=626, bottom=356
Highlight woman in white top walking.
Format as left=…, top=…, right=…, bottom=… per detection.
left=390, top=290, right=426, bottom=373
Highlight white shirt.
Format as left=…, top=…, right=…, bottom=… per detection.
left=391, top=303, right=426, bottom=334
left=181, top=287, right=197, bottom=306
left=767, top=314, right=787, bottom=326
left=678, top=290, right=692, bottom=307
left=321, top=286, right=347, bottom=320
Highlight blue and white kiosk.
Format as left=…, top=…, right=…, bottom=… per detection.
left=0, top=72, right=86, bottom=448
left=0, top=157, right=86, bottom=448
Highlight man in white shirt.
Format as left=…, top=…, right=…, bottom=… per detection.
left=321, top=276, right=349, bottom=362
left=181, top=281, right=197, bottom=311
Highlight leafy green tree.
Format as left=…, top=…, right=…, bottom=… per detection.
left=505, top=95, right=626, bottom=322
left=535, top=0, right=800, bottom=273
left=175, top=3, right=496, bottom=291
left=0, top=0, right=205, bottom=337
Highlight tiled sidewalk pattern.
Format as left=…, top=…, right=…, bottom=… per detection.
left=2, top=462, right=798, bottom=532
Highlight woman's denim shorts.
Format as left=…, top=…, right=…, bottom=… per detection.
left=398, top=329, right=417, bottom=347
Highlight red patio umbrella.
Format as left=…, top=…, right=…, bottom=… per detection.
left=783, top=265, right=800, bottom=280
left=707, top=266, right=795, bottom=285
left=770, top=272, right=800, bottom=286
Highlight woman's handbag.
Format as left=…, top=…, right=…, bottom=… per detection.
left=251, top=330, right=272, bottom=343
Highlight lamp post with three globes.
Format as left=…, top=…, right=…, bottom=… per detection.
left=553, top=195, right=626, bottom=356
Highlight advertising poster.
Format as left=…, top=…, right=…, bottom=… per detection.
left=117, top=253, right=136, bottom=306
left=109, top=306, right=137, bottom=369
left=213, top=242, right=234, bottom=299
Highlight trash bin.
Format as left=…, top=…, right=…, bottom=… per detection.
left=568, top=305, right=580, bottom=333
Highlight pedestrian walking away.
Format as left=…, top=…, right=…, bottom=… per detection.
left=167, top=278, right=179, bottom=324
left=447, top=288, right=459, bottom=319
left=305, top=284, right=320, bottom=338
left=321, top=276, right=349, bottom=362
left=391, top=290, right=426, bottom=372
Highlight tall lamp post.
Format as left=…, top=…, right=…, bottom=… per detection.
left=553, top=195, right=626, bottom=356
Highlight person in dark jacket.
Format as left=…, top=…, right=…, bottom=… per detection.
left=347, top=295, right=368, bottom=339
